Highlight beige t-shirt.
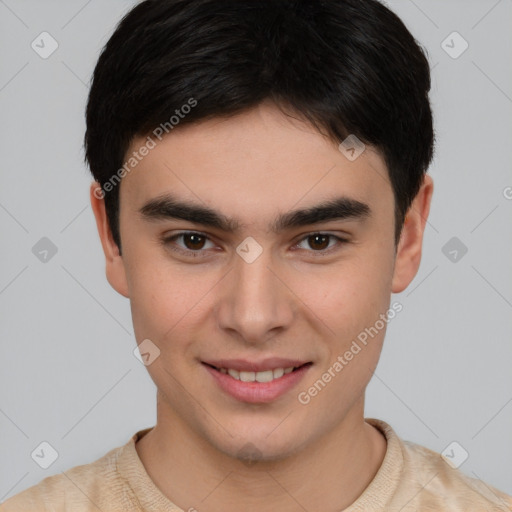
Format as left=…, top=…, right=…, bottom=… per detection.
left=1, top=418, right=511, bottom=512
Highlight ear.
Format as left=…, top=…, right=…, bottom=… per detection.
left=89, top=182, right=129, bottom=298
left=391, top=174, right=434, bottom=293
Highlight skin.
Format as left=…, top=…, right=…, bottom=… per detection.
left=90, top=100, right=433, bottom=512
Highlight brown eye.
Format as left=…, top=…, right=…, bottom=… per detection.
left=182, top=233, right=206, bottom=250
left=307, top=234, right=330, bottom=250
left=162, top=231, right=215, bottom=257
left=294, top=232, right=347, bottom=256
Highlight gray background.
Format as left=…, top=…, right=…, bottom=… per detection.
left=1, top=0, right=511, bottom=502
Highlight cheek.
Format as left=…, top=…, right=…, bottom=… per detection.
left=123, top=245, right=193, bottom=342
left=125, top=248, right=220, bottom=356
left=129, top=273, right=197, bottom=344
left=308, top=251, right=394, bottom=338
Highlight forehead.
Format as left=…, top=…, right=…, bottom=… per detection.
left=120, top=102, right=392, bottom=223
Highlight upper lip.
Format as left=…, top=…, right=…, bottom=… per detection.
left=202, top=358, right=311, bottom=372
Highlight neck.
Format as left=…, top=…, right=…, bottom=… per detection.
left=136, top=395, right=386, bottom=512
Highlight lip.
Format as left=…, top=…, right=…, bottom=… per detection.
left=202, top=358, right=309, bottom=372
left=202, top=360, right=312, bottom=404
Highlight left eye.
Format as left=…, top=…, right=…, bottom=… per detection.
left=165, top=232, right=215, bottom=252
left=295, top=233, right=345, bottom=252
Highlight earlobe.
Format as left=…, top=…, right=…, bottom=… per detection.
left=391, top=174, right=434, bottom=293
left=89, top=182, right=130, bottom=298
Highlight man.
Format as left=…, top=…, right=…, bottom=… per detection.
left=2, top=0, right=511, bottom=510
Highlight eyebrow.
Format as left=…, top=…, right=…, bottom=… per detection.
left=139, top=193, right=371, bottom=233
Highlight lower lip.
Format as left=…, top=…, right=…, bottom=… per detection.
left=203, top=364, right=311, bottom=404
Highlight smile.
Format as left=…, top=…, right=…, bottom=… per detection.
left=202, top=361, right=312, bottom=403
left=212, top=365, right=299, bottom=382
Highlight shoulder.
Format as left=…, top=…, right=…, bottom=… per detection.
left=363, top=418, right=512, bottom=512
left=397, top=437, right=512, bottom=511
left=0, top=438, right=138, bottom=512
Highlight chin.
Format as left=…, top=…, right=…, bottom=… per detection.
left=223, top=438, right=299, bottom=465
left=203, top=419, right=311, bottom=464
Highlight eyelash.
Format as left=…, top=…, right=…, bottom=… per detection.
left=161, top=231, right=349, bottom=259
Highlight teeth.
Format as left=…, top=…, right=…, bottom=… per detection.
left=256, top=370, right=274, bottom=383
left=240, top=371, right=255, bottom=382
left=227, top=369, right=240, bottom=379
left=273, top=367, right=284, bottom=379
left=219, top=366, right=299, bottom=382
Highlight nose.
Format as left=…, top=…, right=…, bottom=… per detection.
left=215, top=245, right=295, bottom=345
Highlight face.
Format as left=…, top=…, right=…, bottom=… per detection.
left=91, top=101, right=432, bottom=462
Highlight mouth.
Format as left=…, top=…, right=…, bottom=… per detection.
left=204, top=362, right=312, bottom=383
left=201, top=360, right=313, bottom=403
